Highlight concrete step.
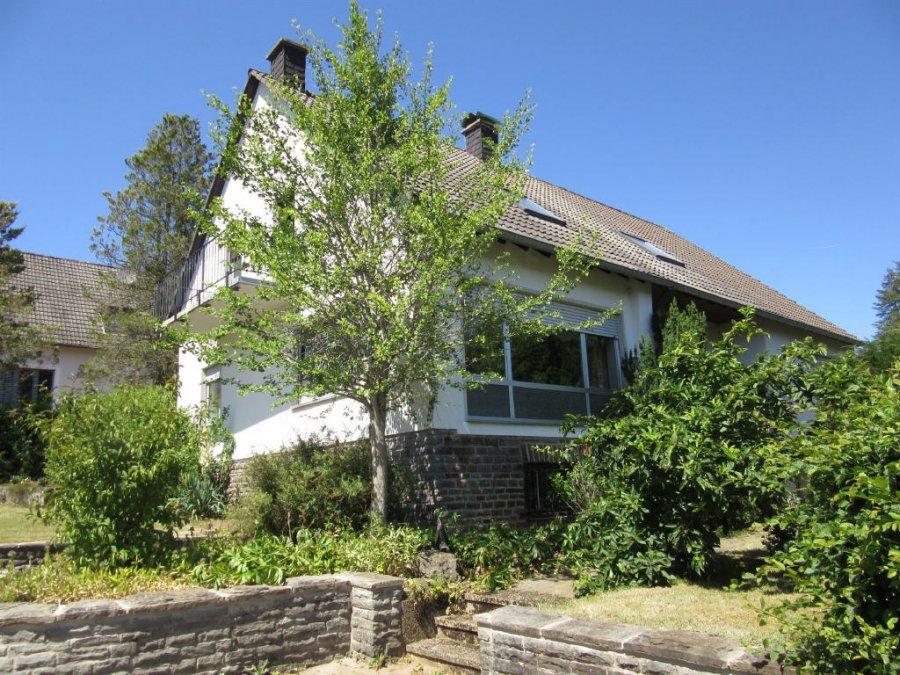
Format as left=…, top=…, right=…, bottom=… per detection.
left=407, top=637, right=481, bottom=673
left=435, top=612, right=479, bottom=645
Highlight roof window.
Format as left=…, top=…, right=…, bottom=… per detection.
left=621, top=232, right=684, bottom=266
left=519, top=197, right=565, bottom=225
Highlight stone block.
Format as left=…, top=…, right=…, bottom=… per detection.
left=56, top=599, right=121, bottom=621
left=0, top=602, right=57, bottom=627
left=624, top=626, right=743, bottom=671
left=117, top=588, right=219, bottom=614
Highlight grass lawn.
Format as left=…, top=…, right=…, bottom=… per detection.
left=0, top=504, right=55, bottom=543
left=551, top=526, right=792, bottom=648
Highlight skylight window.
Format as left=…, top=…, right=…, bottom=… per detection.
left=519, top=197, right=566, bottom=226
left=621, top=232, right=684, bottom=267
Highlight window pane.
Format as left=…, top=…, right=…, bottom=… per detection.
left=464, top=319, right=505, bottom=378
left=513, top=386, right=586, bottom=420
left=589, top=392, right=612, bottom=415
left=511, top=331, right=583, bottom=387
left=467, top=384, right=511, bottom=418
left=586, top=335, right=612, bottom=389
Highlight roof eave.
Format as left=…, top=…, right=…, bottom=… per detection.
left=497, top=228, right=860, bottom=346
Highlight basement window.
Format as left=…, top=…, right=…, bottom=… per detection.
left=519, top=197, right=566, bottom=226
left=621, top=232, right=684, bottom=266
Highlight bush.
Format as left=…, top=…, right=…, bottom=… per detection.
left=755, top=357, right=900, bottom=673
left=42, top=385, right=201, bottom=567
left=553, top=304, right=819, bottom=588
left=238, top=438, right=371, bottom=535
left=0, top=405, right=50, bottom=482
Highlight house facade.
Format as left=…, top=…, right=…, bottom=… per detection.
left=0, top=253, right=110, bottom=407
left=162, top=40, right=857, bottom=525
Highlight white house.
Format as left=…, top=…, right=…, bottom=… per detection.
left=0, top=253, right=110, bottom=407
left=160, top=40, right=857, bottom=525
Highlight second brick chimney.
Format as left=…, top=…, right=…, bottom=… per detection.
left=267, top=38, right=308, bottom=90
left=462, top=112, right=499, bottom=161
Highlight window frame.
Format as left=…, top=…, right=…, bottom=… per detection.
left=465, top=321, right=622, bottom=425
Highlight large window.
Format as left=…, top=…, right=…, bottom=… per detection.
left=465, top=307, right=621, bottom=423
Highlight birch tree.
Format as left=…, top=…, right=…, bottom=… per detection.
left=202, top=3, right=597, bottom=521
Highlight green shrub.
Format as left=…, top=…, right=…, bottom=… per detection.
left=755, top=357, right=900, bottom=673
left=184, top=524, right=429, bottom=587
left=0, top=405, right=51, bottom=482
left=238, top=438, right=371, bottom=535
left=553, top=304, right=819, bottom=588
left=42, top=385, right=201, bottom=567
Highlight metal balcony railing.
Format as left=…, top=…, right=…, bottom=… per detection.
left=154, top=236, right=242, bottom=319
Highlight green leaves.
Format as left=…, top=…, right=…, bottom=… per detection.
left=42, top=385, right=205, bottom=567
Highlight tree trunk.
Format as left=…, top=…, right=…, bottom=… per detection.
left=369, top=393, right=389, bottom=523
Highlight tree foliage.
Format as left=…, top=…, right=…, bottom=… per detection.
left=87, top=115, right=211, bottom=386
left=862, top=261, right=900, bottom=374
left=200, top=4, right=595, bottom=520
left=755, top=356, right=899, bottom=673
left=0, top=201, right=43, bottom=369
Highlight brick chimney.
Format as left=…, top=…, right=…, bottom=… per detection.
left=266, top=38, right=308, bottom=90
left=462, top=112, right=499, bottom=161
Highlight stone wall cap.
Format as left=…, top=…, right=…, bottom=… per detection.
left=475, top=604, right=559, bottom=638
left=55, top=599, right=122, bottom=621
left=286, top=575, right=346, bottom=591
left=543, top=616, right=643, bottom=651
left=337, top=572, right=405, bottom=590
left=0, top=602, right=57, bottom=626
left=117, top=587, right=220, bottom=614
left=623, top=625, right=746, bottom=671
left=213, top=584, right=291, bottom=601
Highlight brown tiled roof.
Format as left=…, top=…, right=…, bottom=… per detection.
left=239, top=69, right=857, bottom=344
left=447, top=148, right=857, bottom=343
left=5, top=253, right=112, bottom=349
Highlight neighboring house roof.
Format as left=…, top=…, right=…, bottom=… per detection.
left=9, top=253, right=112, bottom=349
left=211, top=66, right=857, bottom=345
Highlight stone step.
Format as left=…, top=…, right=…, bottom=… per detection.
left=464, top=588, right=568, bottom=615
left=407, top=637, right=481, bottom=673
left=435, top=612, right=478, bottom=645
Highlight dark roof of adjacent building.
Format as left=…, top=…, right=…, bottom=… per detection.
left=228, top=67, right=858, bottom=345
left=6, top=253, right=112, bottom=349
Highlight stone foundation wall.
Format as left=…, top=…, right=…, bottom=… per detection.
left=0, top=573, right=405, bottom=674
left=388, top=429, right=560, bottom=527
left=476, top=606, right=792, bottom=675
left=0, top=542, right=67, bottom=571
left=228, top=428, right=561, bottom=527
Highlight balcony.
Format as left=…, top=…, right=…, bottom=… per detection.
left=154, top=236, right=249, bottom=322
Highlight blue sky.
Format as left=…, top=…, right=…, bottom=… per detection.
left=1, top=1, right=897, bottom=340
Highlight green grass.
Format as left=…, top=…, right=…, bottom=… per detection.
left=0, top=503, right=55, bottom=543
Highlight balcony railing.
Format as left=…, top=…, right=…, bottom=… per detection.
left=154, top=236, right=242, bottom=320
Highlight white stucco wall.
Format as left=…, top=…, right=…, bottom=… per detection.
left=21, top=345, right=97, bottom=400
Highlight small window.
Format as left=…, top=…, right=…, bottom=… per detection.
left=201, top=368, right=222, bottom=416
left=519, top=197, right=566, bottom=226
left=0, top=369, right=54, bottom=408
left=621, top=232, right=684, bottom=266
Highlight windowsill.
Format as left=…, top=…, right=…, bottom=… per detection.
left=291, top=394, right=342, bottom=412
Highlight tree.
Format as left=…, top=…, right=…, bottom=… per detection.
left=200, top=4, right=596, bottom=521
left=861, top=261, right=900, bottom=373
left=0, top=201, right=42, bottom=370
left=87, top=114, right=211, bottom=385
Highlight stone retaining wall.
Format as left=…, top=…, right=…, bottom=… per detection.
left=477, top=605, right=792, bottom=675
left=0, top=572, right=405, bottom=674
left=0, top=542, right=67, bottom=571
